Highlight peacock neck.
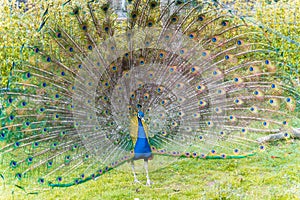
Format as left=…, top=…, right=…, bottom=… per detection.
left=136, top=114, right=148, bottom=140
left=137, top=117, right=143, bottom=126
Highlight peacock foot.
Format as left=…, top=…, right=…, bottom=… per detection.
left=134, top=179, right=141, bottom=184
left=146, top=180, right=152, bottom=186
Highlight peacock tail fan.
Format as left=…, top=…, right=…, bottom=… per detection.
left=0, top=0, right=299, bottom=190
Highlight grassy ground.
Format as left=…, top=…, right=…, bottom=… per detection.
left=0, top=140, right=299, bottom=200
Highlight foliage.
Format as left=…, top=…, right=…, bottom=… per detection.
left=255, top=0, right=299, bottom=80
left=224, top=0, right=300, bottom=77
left=0, top=0, right=115, bottom=88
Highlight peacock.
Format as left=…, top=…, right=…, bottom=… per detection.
left=0, top=0, right=299, bottom=191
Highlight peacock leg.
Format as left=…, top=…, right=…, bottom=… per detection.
left=144, top=160, right=151, bottom=186
left=131, top=160, right=140, bottom=184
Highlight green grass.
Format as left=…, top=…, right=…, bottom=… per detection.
left=0, top=140, right=299, bottom=200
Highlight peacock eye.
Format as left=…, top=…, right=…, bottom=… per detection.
left=271, top=84, right=275, bottom=88
left=221, top=21, right=227, bottom=26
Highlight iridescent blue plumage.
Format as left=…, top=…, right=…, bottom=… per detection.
left=133, top=110, right=152, bottom=160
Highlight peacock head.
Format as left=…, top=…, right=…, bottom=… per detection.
left=137, top=104, right=144, bottom=119
left=137, top=111, right=144, bottom=119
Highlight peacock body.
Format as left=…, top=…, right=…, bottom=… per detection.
left=0, top=0, right=299, bottom=190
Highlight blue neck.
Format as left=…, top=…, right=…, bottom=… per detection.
left=138, top=117, right=143, bottom=126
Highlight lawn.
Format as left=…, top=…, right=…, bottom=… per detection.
left=0, top=140, right=299, bottom=200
